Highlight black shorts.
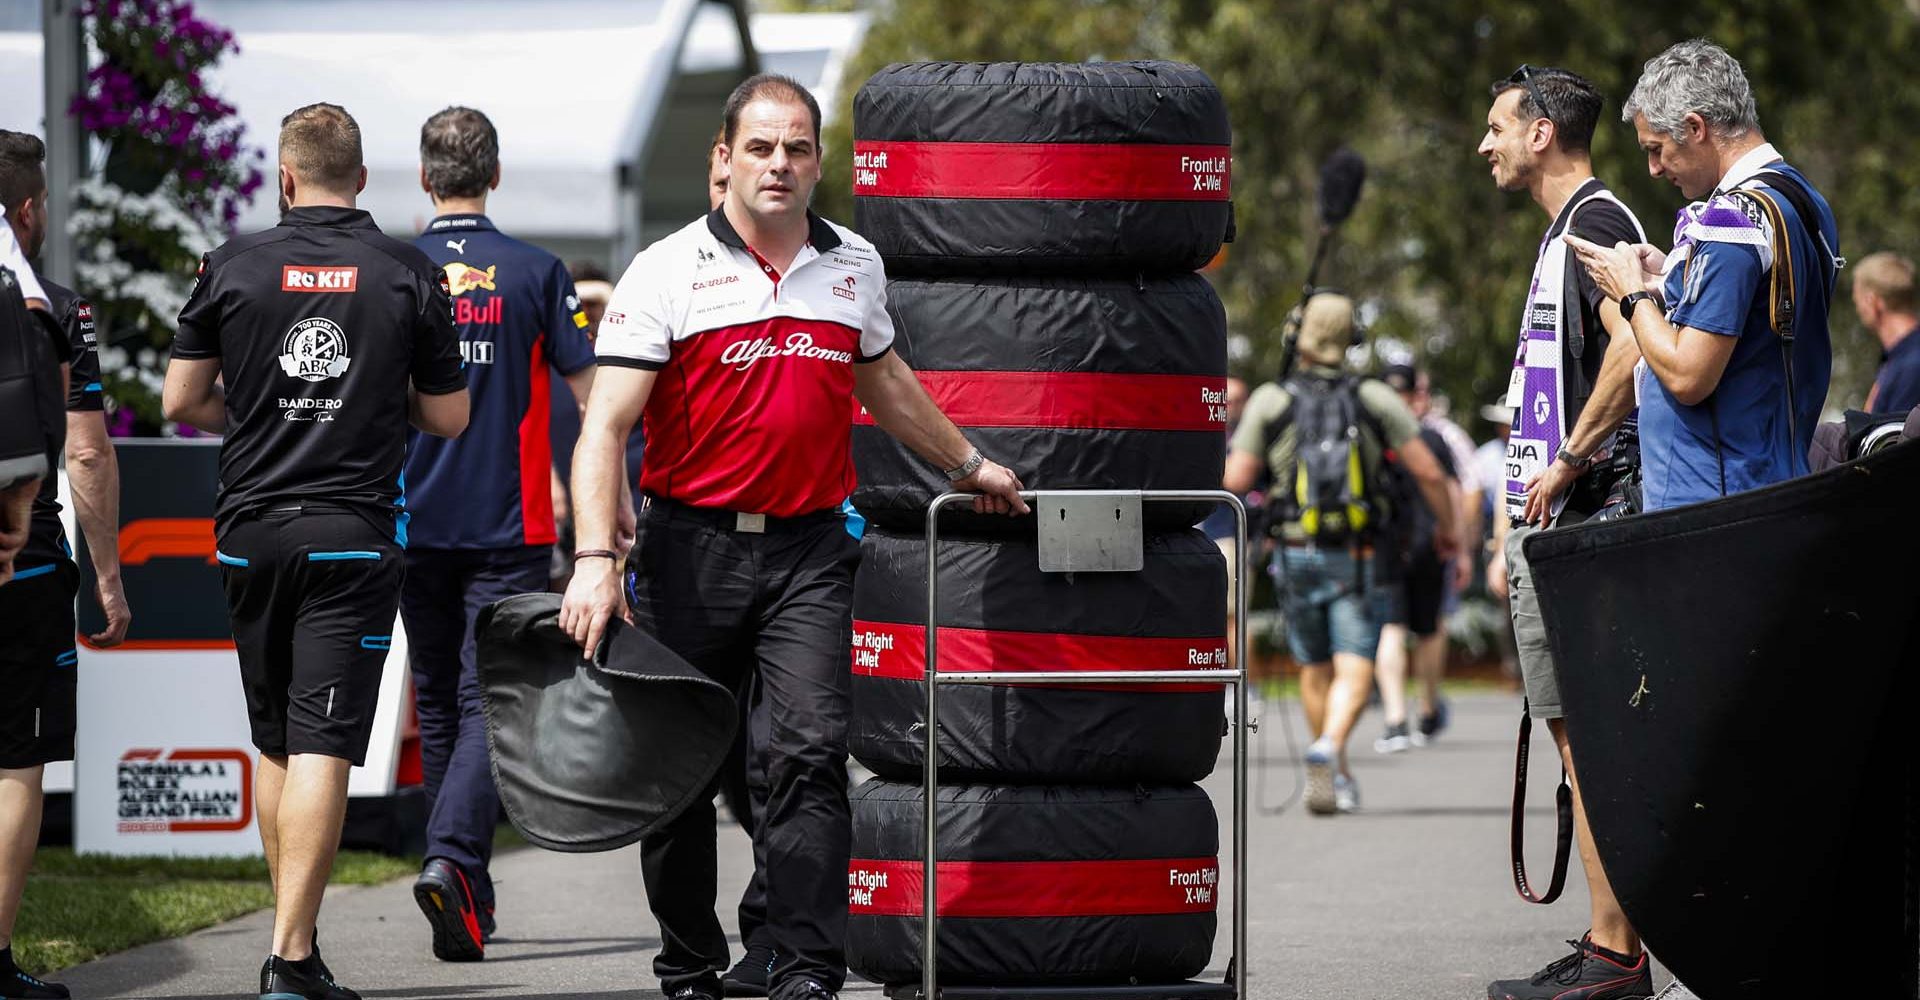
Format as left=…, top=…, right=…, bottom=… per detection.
left=218, top=506, right=403, bottom=765
left=1388, top=549, right=1448, bottom=637
left=0, top=561, right=79, bottom=768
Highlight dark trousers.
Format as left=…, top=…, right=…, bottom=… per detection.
left=723, top=677, right=773, bottom=953
left=629, top=504, right=859, bottom=997
left=400, top=545, right=549, bottom=913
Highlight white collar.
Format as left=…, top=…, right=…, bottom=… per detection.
left=1714, top=141, right=1783, bottom=194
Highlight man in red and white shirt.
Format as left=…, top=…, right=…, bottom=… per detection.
left=560, top=75, right=1024, bottom=1000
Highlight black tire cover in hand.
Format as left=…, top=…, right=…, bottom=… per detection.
left=847, top=779, right=1219, bottom=986
left=851, top=274, right=1227, bottom=534
left=1527, top=441, right=1920, bottom=999
left=476, top=593, right=738, bottom=853
left=851, top=527, right=1225, bottom=783
left=853, top=61, right=1231, bottom=276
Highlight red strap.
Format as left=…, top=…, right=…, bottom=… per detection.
left=848, top=857, right=1219, bottom=917
left=852, top=620, right=1226, bottom=692
left=853, top=141, right=1230, bottom=201
left=852, top=371, right=1228, bottom=432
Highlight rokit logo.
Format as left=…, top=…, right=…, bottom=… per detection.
left=116, top=748, right=253, bottom=833
left=279, top=318, right=352, bottom=381
left=720, top=331, right=854, bottom=373
left=281, top=265, right=359, bottom=293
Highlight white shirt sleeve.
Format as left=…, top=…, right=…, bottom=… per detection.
left=595, top=242, right=674, bottom=369
left=0, top=222, right=46, bottom=303
left=859, top=256, right=896, bottom=361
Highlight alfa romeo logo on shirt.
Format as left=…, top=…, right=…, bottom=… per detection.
left=278, top=317, right=352, bottom=382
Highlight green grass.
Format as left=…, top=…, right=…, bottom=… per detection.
left=14, top=848, right=419, bottom=974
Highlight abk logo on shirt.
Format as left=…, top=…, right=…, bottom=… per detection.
left=281, top=265, right=359, bottom=293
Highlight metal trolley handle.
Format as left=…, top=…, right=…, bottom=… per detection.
left=917, top=490, right=1251, bottom=1000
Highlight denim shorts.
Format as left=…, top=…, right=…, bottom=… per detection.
left=1272, top=544, right=1393, bottom=665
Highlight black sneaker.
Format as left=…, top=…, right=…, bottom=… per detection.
left=1487, top=937, right=1653, bottom=999
left=722, top=942, right=777, bottom=997
left=770, top=979, right=836, bottom=1000
left=0, top=965, right=68, bottom=999
left=414, top=857, right=486, bottom=962
left=259, top=953, right=362, bottom=1000
left=669, top=982, right=724, bottom=1000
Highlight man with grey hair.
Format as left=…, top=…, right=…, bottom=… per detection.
left=1565, top=39, right=1840, bottom=1000
left=1569, top=38, right=1838, bottom=513
left=400, top=105, right=619, bottom=962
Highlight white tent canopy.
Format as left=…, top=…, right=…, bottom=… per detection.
left=2, top=0, right=868, bottom=268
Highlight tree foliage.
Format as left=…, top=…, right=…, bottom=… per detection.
left=816, top=0, right=1920, bottom=419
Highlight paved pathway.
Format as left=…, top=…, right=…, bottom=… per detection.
left=59, top=693, right=1668, bottom=999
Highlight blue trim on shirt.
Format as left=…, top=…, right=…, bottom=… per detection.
left=308, top=550, right=382, bottom=562
left=7, top=563, right=57, bottom=583
left=54, top=649, right=78, bottom=666
left=359, top=635, right=392, bottom=650
left=216, top=551, right=249, bottom=567
left=83, top=382, right=101, bottom=392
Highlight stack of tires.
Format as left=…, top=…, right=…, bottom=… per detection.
left=846, top=61, right=1233, bottom=989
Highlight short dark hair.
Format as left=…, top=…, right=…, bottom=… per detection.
left=1490, top=66, right=1603, bottom=155
left=722, top=74, right=821, bottom=147
left=421, top=106, right=499, bottom=200
left=567, top=259, right=609, bottom=284
left=0, top=130, right=47, bottom=215
left=280, top=103, right=363, bottom=190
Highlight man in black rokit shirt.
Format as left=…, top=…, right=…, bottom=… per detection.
left=163, top=103, right=468, bottom=1000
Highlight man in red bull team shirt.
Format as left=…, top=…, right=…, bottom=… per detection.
left=560, top=75, right=1026, bottom=1000
left=399, top=106, right=629, bottom=962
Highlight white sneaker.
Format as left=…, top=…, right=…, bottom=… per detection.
left=1333, top=773, right=1360, bottom=814
left=1303, top=738, right=1336, bottom=815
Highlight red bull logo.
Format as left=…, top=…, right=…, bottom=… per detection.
left=443, top=262, right=498, bottom=296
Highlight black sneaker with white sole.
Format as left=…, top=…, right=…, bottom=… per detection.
left=722, top=941, right=777, bottom=997
left=769, top=979, right=836, bottom=1000
left=1487, top=936, right=1653, bottom=1000
left=259, top=953, right=362, bottom=1000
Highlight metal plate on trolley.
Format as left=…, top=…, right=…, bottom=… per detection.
left=1035, top=492, right=1143, bottom=573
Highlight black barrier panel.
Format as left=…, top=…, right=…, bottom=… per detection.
left=1526, top=439, right=1920, bottom=999
left=75, top=440, right=232, bottom=649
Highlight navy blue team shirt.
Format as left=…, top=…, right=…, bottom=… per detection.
left=405, top=214, right=596, bottom=549
left=1871, top=325, right=1920, bottom=415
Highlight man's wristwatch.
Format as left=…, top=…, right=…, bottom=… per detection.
left=944, top=447, right=985, bottom=482
left=1555, top=444, right=1591, bottom=469
left=1619, top=290, right=1656, bottom=321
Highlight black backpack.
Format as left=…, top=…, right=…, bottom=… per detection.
left=1271, top=371, right=1390, bottom=547
left=0, top=266, right=61, bottom=489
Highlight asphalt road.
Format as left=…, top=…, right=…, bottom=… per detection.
left=57, top=693, right=1670, bottom=999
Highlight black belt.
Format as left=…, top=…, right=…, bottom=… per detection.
left=641, top=495, right=841, bottom=535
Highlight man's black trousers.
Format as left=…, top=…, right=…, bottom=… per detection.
left=628, top=500, right=859, bottom=998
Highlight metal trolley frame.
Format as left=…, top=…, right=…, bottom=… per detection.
left=886, top=489, right=1250, bottom=1000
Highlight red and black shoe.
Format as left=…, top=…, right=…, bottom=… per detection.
left=413, top=857, right=486, bottom=962
left=1487, top=935, right=1653, bottom=999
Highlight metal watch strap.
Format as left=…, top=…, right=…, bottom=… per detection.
left=944, top=448, right=984, bottom=481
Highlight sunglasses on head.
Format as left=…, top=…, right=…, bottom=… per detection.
left=1507, top=64, right=1556, bottom=126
